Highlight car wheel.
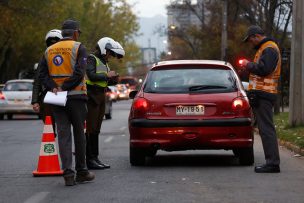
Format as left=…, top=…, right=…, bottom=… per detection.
left=237, top=147, right=254, bottom=166
left=7, top=114, right=13, bottom=120
left=0, top=114, right=4, bottom=120
left=130, top=146, right=146, bottom=166
left=146, top=149, right=157, bottom=157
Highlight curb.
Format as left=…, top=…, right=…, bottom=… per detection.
left=279, top=139, right=304, bottom=156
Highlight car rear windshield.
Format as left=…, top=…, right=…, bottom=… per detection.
left=144, top=68, right=237, bottom=94
left=3, top=82, right=33, bottom=91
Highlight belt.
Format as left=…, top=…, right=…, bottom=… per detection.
left=87, top=84, right=106, bottom=91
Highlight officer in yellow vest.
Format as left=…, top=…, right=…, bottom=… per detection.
left=241, top=25, right=281, bottom=173
left=86, top=37, right=125, bottom=169
left=39, top=19, right=95, bottom=185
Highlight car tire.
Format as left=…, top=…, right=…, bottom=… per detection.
left=237, top=147, right=254, bottom=166
left=7, top=114, right=13, bottom=120
left=0, top=114, right=4, bottom=120
left=130, top=147, right=146, bottom=166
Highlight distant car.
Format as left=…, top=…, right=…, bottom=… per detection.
left=116, top=84, right=129, bottom=100
left=108, top=86, right=119, bottom=102
left=0, top=79, right=37, bottom=120
left=128, top=60, right=253, bottom=166
left=119, top=76, right=139, bottom=91
left=105, top=87, right=113, bottom=119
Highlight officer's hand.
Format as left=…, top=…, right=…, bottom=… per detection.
left=33, top=103, right=40, bottom=112
left=52, top=87, right=62, bottom=95
left=108, top=71, right=118, bottom=78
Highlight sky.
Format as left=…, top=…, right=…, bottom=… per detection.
left=126, top=0, right=171, bottom=17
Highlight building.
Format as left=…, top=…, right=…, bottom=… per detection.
left=167, top=0, right=209, bottom=31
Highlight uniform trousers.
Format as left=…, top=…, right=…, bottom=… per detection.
left=52, top=99, right=88, bottom=172
left=86, top=85, right=106, bottom=160
left=253, top=98, right=280, bottom=166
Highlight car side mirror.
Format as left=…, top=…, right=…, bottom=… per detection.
left=129, top=90, right=138, bottom=99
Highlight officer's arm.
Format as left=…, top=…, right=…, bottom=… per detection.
left=246, top=48, right=279, bottom=76
left=39, top=56, right=57, bottom=91
left=61, top=44, right=87, bottom=91
left=86, top=55, right=108, bottom=82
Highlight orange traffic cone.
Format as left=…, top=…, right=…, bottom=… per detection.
left=33, top=116, right=63, bottom=176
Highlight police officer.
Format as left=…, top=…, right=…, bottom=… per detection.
left=39, top=19, right=95, bottom=185
left=86, top=37, right=125, bottom=169
left=32, top=29, right=62, bottom=133
left=241, top=25, right=281, bottom=173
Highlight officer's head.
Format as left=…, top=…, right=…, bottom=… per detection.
left=45, top=29, right=62, bottom=47
left=61, top=19, right=81, bottom=40
left=243, top=25, right=266, bottom=46
left=96, top=37, right=125, bottom=62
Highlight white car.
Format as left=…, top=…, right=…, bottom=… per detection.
left=0, top=79, right=37, bottom=120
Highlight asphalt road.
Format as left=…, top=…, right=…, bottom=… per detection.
left=0, top=100, right=304, bottom=203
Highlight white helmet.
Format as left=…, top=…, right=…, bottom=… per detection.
left=45, top=29, right=63, bottom=41
left=97, top=37, right=125, bottom=58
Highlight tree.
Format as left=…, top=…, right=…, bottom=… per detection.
left=0, top=0, right=140, bottom=83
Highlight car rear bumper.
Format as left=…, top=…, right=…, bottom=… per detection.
left=129, top=118, right=253, bottom=150
left=0, top=105, right=36, bottom=114
left=130, top=118, right=251, bottom=128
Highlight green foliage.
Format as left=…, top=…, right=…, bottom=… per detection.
left=0, top=0, right=140, bottom=83
left=274, top=113, right=304, bottom=148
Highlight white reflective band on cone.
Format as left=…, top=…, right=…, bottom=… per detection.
left=43, top=125, right=54, bottom=134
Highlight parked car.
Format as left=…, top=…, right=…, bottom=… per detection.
left=0, top=79, right=37, bottom=120
left=0, top=84, right=4, bottom=91
left=105, top=87, right=113, bottom=119
left=128, top=60, right=253, bottom=166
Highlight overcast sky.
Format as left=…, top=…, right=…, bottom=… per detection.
left=126, top=0, right=171, bottom=18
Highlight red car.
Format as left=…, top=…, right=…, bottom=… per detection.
left=128, top=60, right=253, bottom=166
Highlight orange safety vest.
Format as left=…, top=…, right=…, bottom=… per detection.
left=248, top=41, right=281, bottom=94
left=45, top=40, right=86, bottom=95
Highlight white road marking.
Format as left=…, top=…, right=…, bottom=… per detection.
left=119, top=126, right=127, bottom=131
left=104, top=136, right=113, bottom=143
left=24, top=192, right=49, bottom=203
left=121, top=134, right=126, bottom=137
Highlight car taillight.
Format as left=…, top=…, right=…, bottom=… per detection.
left=132, top=98, right=149, bottom=118
left=232, top=97, right=249, bottom=111
left=0, top=93, right=5, bottom=100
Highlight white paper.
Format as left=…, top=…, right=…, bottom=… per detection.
left=43, top=91, right=67, bottom=106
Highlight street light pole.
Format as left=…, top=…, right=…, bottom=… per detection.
left=221, top=0, right=227, bottom=61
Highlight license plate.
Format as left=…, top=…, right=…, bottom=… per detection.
left=176, top=105, right=204, bottom=115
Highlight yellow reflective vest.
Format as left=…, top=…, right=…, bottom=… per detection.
left=45, top=40, right=86, bottom=95
left=248, top=41, right=281, bottom=94
left=86, top=54, right=109, bottom=88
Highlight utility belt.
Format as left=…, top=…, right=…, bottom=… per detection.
left=86, top=84, right=106, bottom=92
left=247, top=90, right=277, bottom=108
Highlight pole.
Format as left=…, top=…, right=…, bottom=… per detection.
left=289, top=0, right=304, bottom=126
left=221, top=0, right=227, bottom=61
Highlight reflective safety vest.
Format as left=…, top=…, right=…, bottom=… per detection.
left=86, top=54, right=109, bottom=88
left=45, top=40, right=86, bottom=95
left=248, top=41, right=281, bottom=94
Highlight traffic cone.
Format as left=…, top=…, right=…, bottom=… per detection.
left=33, top=116, right=63, bottom=176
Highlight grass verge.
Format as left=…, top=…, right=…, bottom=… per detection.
left=274, top=112, right=304, bottom=149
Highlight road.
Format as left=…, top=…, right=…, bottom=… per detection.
left=0, top=100, right=304, bottom=203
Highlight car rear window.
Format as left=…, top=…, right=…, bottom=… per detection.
left=3, top=82, right=33, bottom=91
left=144, top=68, right=237, bottom=94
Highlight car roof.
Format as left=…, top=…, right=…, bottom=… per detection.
left=152, top=60, right=234, bottom=70
left=5, top=79, right=34, bottom=83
